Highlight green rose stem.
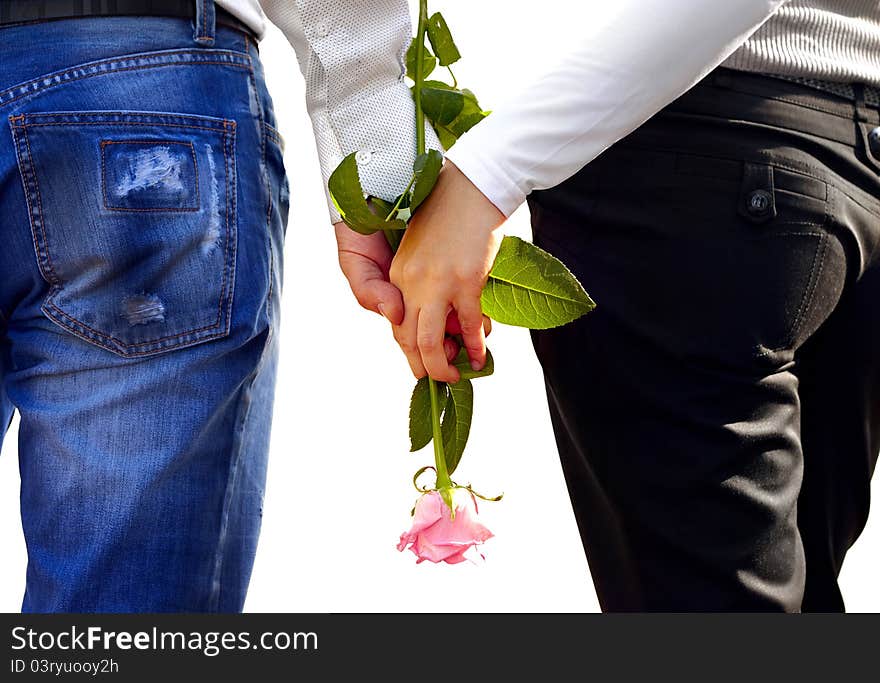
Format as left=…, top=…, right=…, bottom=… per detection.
left=326, top=3, right=594, bottom=523
left=414, top=0, right=428, bottom=158
left=413, top=0, right=452, bottom=497
left=428, top=375, right=452, bottom=491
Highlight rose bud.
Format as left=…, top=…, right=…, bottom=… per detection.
left=397, top=489, right=493, bottom=564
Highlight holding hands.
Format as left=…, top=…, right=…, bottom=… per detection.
left=389, top=161, right=504, bottom=383
left=336, top=161, right=504, bottom=383
left=329, top=4, right=592, bottom=556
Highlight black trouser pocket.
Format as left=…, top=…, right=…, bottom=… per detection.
left=530, top=141, right=847, bottom=368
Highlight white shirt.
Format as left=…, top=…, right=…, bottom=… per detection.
left=219, top=1, right=791, bottom=219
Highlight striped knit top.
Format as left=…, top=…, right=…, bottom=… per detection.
left=723, top=0, right=880, bottom=85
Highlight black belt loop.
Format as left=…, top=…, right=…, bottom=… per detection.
left=193, top=0, right=216, bottom=45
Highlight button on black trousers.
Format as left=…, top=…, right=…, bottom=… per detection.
left=529, top=68, right=880, bottom=612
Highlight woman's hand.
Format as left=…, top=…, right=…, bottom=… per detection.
left=389, top=161, right=506, bottom=382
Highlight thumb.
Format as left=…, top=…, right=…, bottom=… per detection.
left=359, top=279, right=405, bottom=325
left=339, top=250, right=405, bottom=324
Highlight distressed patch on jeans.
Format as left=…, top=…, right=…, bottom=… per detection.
left=201, top=143, right=222, bottom=255
left=121, top=292, right=166, bottom=326
left=102, top=140, right=199, bottom=211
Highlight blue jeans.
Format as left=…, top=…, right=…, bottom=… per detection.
left=0, top=13, right=288, bottom=611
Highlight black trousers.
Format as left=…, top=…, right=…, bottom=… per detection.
left=529, top=68, right=880, bottom=612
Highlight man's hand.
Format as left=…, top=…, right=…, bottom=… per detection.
left=335, top=223, right=405, bottom=326
left=335, top=218, right=491, bottom=367
left=389, top=161, right=506, bottom=383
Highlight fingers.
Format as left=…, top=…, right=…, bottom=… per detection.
left=417, top=304, right=459, bottom=383
left=374, top=284, right=404, bottom=326
left=356, top=278, right=404, bottom=325
left=338, top=251, right=404, bottom=325
left=392, top=311, right=426, bottom=379
left=454, top=295, right=487, bottom=371
left=393, top=309, right=460, bottom=380
left=342, top=254, right=491, bottom=379
left=445, top=310, right=493, bottom=338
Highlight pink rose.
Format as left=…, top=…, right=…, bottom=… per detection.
left=397, top=489, right=493, bottom=564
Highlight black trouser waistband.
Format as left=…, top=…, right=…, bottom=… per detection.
left=0, top=0, right=254, bottom=36
left=666, top=67, right=880, bottom=151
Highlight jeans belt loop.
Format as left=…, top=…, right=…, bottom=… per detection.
left=193, top=0, right=216, bottom=46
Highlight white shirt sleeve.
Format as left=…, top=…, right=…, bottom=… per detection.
left=445, top=0, right=790, bottom=217
left=259, top=0, right=441, bottom=223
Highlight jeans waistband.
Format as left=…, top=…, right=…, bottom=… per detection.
left=0, top=0, right=256, bottom=41
left=0, top=15, right=255, bottom=102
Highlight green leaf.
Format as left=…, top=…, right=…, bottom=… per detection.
left=409, top=377, right=447, bottom=452
left=441, top=379, right=473, bottom=475
left=369, top=196, right=396, bottom=220
left=450, top=90, right=489, bottom=134
left=423, top=79, right=455, bottom=91
left=449, top=111, right=488, bottom=137
left=452, top=347, right=494, bottom=380
left=411, top=81, right=464, bottom=148
left=481, top=236, right=596, bottom=329
left=426, top=12, right=461, bottom=66
left=328, top=153, right=406, bottom=234
left=421, top=87, right=464, bottom=126
left=460, top=88, right=482, bottom=107
left=410, top=149, right=443, bottom=212
left=433, top=123, right=458, bottom=150
left=406, top=38, right=436, bottom=80
left=428, top=89, right=489, bottom=148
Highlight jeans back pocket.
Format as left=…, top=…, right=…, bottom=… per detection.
left=9, top=111, right=237, bottom=357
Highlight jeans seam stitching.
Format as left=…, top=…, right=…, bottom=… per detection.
left=222, top=120, right=238, bottom=339
left=21, top=119, right=230, bottom=131
left=0, top=50, right=253, bottom=111
left=246, top=66, right=274, bottom=325
left=13, top=122, right=59, bottom=284
left=41, top=303, right=230, bottom=355
left=197, top=0, right=208, bottom=39
left=263, top=123, right=284, bottom=152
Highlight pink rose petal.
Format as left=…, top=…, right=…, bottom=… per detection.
left=397, top=490, right=493, bottom=565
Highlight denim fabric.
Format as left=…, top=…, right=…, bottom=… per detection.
left=0, top=12, right=289, bottom=612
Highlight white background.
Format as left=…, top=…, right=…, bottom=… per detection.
left=1, top=2, right=878, bottom=612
